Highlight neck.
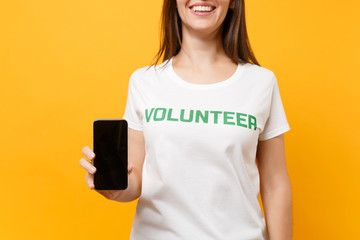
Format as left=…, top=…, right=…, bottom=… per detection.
left=173, top=25, right=230, bottom=68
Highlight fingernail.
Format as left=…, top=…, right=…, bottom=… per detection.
left=90, top=153, right=95, bottom=158
left=90, top=167, right=96, bottom=173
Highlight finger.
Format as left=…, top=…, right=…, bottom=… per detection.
left=85, top=172, right=95, bottom=190
left=82, top=146, right=95, bottom=160
left=128, top=163, right=134, bottom=174
left=79, top=158, right=96, bottom=174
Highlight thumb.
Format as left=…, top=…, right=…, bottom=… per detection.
left=128, top=163, right=134, bottom=174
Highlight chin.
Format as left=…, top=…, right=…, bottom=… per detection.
left=187, top=24, right=218, bottom=34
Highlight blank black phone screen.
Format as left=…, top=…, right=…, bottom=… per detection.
left=93, top=119, right=128, bottom=190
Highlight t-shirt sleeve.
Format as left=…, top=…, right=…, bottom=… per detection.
left=258, top=74, right=290, bottom=141
left=122, top=70, right=143, bottom=131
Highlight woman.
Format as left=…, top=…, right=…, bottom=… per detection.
left=80, top=0, right=293, bottom=239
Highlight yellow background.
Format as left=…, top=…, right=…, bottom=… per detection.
left=0, top=0, right=359, bottom=239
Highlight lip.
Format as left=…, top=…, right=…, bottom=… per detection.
left=189, top=2, right=216, bottom=16
left=189, top=3, right=216, bottom=8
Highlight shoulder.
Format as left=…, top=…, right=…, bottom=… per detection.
left=128, top=60, right=169, bottom=86
left=241, top=62, right=276, bottom=87
left=131, top=60, right=169, bottom=78
left=243, top=62, right=275, bottom=80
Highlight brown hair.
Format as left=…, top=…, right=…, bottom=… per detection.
left=149, top=0, right=260, bottom=70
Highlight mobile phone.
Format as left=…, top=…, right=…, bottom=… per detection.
left=93, top=119, right=128, bottom=190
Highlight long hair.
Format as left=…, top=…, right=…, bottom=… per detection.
left=149, top=0, right=260, bottom=70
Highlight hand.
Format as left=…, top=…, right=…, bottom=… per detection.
left=79, top=146, right=134, bottom=200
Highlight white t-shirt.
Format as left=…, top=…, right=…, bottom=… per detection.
left=123, top=57, right=290, bottom=240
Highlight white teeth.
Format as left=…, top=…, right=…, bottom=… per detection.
left=191, top=5, right=214, bottom=12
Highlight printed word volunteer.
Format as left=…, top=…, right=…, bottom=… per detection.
left=145, top=107, right=258, bottom=130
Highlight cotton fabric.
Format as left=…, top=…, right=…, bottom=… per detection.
left=123, top=57, right=291, bottom=240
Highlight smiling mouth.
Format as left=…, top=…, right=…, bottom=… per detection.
left=190, top=5, right=216, bottom=13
